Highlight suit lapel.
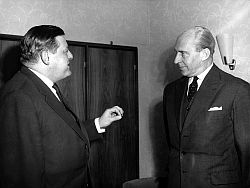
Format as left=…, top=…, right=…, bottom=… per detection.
left=20, top=66, right=86, bottom=141
left=182, top=65, right=222, bottom=131
left=176, top=77, right=188, bottom=132
left=45, top=96, right=86, bottom=141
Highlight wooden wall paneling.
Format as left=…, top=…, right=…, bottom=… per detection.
left=0, top=35, right=21, bottom=89
left=87, top=46, right=139, bottom=188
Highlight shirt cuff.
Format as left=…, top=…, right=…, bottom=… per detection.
left=94, top=118, right=106, bottom=133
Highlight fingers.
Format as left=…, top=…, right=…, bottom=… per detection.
left=110, top=106, right=124, bottom=117
left=111, top=114, right=122, bottom=121
left=99, top=106, right=123, bottom=128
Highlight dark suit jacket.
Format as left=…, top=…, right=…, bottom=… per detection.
left=163, top=64, right=250, bottom=188
left=0, top=66, right=101, bottom=188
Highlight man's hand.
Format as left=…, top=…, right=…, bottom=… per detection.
left=99, top=106, right=124, bottom=128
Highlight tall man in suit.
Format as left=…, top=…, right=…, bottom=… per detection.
left=163, top=26, right=250, bottom=188
left=0, top=25, right=124, bottom=188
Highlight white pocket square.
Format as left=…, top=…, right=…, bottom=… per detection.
left=208, top=106, right=222, bottom=111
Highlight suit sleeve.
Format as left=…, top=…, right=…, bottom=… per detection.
left=163, top=86, right=171, bottom=149
left=81, top=119, right=102, bottom=142
left=0, top=92, right=44, bottom=188
left=233, top=82, right=250, bottom=187
left=163, top=85, right=171, bottom=178
left=63, top=97, right=102, bottom=142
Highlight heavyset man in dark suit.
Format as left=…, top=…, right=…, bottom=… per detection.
left=163, top=26, right=250, bottom=187
left=0, top=25, right=123, bottom=188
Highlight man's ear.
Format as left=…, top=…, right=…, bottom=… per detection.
left=41, top=50, right=50, bottom=65
left=200, top=48, right=210, bottom=61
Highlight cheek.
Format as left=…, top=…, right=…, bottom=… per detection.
left=187, top=55, right=197, bottom=66
left=193, top=56, right=202, bottom=67
left=56, top=57, right=68, bottom=68
left=182, top=57, right=191, bottom=67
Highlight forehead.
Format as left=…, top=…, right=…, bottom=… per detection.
left=55, top=35, right=68, bottom=49
left=175, top=32, right=196, bottom=52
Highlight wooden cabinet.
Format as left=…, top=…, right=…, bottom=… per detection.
left=0, top=36, right=21, bottom=88
left=87, top=46, right=138, bottom=187
left=0, top=34, right=139, bottom=188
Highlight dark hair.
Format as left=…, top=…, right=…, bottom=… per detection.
left=20, top=25, right=65, bottom=65
left=193, top=26, right=215, bottom=55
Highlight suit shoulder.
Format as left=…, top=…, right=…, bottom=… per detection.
left=219, top=70, right=249, bottom=86
left=215, top=70, right=250, bottom=96
left=163, top=76, right=186, bottom=92
left=0, top=71, right=36, bottom=100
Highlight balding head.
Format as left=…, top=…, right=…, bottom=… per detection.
left=178, top=26, right=216, bottom=56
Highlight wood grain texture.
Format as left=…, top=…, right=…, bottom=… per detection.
left=87, top=47, right=138, bottom=188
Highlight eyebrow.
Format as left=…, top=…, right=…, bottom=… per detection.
left=175, top=49, right=187, bottom=54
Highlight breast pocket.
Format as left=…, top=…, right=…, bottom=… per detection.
left=206, top=109, right=231, bottom=123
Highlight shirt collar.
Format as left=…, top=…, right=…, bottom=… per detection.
left=197, top=63, right=213, bottom=82
left=188, top=63, right=213, bottom=89
left=28, top=68, right=54, bottom=89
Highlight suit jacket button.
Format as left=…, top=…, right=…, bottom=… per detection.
left=180, top=152, right=186, bottom=160
left=85, top=144, right=88, bottom=150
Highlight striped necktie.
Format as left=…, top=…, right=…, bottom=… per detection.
left=187, top=76, right=198, bottom=102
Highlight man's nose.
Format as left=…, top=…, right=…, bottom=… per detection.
left=68, top=51, right=73, bottom=60
left=174, top=53, right=181, bottom=64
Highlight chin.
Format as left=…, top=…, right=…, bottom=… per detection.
left=60, top=71, right=72, bottom=80
left=180, top=71, right=188, bottom=76
left=66, top=69, right=72, bottom=76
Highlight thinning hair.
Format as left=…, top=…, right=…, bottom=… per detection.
left=178, top=26, right=215, bottom=56
left=20, top=25, right=65, bottom=65
left=192, top=26, right=215, bottom=55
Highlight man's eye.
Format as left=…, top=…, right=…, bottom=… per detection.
left=182, top=52, right=188, bottom=57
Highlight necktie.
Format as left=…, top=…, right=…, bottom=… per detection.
left=52, top=83, right=66, bottom=105
left=52, top=83, right=79, bottom=124
left=187, top=76, right=198, bottom=102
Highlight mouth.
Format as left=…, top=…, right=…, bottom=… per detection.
left=178, top=66, right=185, bottom=69
left=67, top=64, right=70, bottom=70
